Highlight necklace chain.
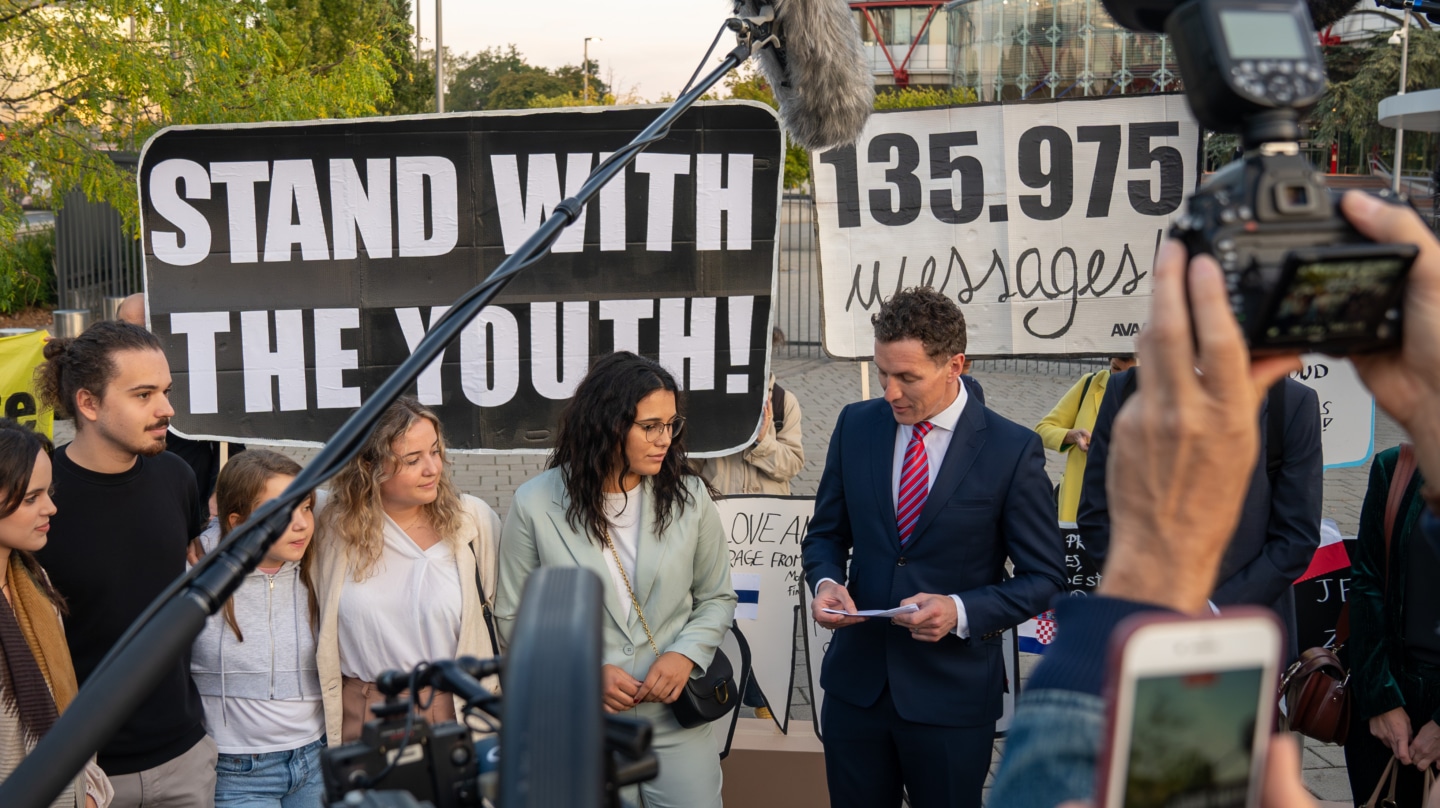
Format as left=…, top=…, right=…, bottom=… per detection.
left=601, top=525, right=660, bottom=658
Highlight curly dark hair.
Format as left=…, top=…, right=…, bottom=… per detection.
left=35, top=320, right=164, bottom=420
left=871, top=287, right=967, bottom=359
left=548, top=352, right=700, bottom=545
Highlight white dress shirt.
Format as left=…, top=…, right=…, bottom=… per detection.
left=821, top=381, right=974, bottom=638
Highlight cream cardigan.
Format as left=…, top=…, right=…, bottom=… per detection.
left=312, top=492, right=501, bottom=742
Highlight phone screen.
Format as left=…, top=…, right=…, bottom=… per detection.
left=1120, top=667, right=1264, bottom=808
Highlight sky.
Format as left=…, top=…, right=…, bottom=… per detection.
left=416, top=2, right=739, bottom=102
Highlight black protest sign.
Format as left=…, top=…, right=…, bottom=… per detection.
left=138, top=103, right=783, bottom=452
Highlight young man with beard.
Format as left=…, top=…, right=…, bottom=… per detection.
left=35, top=321, right=214, bottom=808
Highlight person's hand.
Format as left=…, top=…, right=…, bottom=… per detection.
left=601, top=664, right=642, bottom=713
left=761, top=397, right=774, bottom=437
left=1341, top=192, right=1440, bottom=483
left=186, top=537, right=204, bottom=566
left=85, top=796, right=97, bottom=808
left=1097, top=241, right=1300, bottom=613
left=1065, top=428, right=1091, bottom=452
left=635, top=652, right=696, bottom=704
left=812, top=580, right=866, bottom=628
left=1370, top=707, right=1414, bottom=764
left=1412, top=719, right=1440, bottom=770
left=893, top=593, right=959, bottom=641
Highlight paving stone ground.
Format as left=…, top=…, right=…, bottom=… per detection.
left=57, top=350, right=1398, bottom=804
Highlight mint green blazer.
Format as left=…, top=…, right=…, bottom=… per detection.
left=495, top=468, right=737, bottom=685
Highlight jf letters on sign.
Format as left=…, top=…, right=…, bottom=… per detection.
left=137, top=102, right=783, bottom=453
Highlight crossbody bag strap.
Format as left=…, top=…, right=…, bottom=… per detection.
left=470, top=542, right=499, bottom=656
left=602, top=526, right=661, bottom=658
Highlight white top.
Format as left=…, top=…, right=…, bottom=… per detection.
left=337, top=515, right=464, bottom=681
left=202, top=694, right=325, bottom=754
left=601, top=489, right=644, bottom=620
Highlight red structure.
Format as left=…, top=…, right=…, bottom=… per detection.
left=850, top=1, right=947, bottom=88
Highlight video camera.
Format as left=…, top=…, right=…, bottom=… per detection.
left=320, top=567, right=658, bottom=808
left=1101, top=0, right=1419, bottom=355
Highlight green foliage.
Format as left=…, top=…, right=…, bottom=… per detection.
left=527, top=92, right=616, bottom=109
left=446, top=45, right=609, bottom=112
left=1311, top=30, right=1440, bottom=152
left=874, top=86, right=980, bottom=110
left=0, top=0, right=400, bottom=237
left=0, top=229, right=56, bottom=314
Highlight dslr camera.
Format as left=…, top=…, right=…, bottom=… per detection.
left=1102, top=0, right=1418, bottom=355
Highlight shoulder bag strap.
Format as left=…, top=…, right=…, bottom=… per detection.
left=1342, top=443, right=1421, bottom=648
left=470, top=539, right=499, bottom=656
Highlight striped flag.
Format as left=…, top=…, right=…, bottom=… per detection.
left=1295, top=518, right=1352, bottom=584
left=1018, top=610, right=1057, bottom=654
left=732, top=572, right=761, bottom=621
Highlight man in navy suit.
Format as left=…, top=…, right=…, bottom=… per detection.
left=802, top=287, right=1066, bottom=808
left=1077, top=369, right=1322, bottom=659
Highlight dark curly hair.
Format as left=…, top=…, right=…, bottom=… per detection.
left=871, top=287, right=967, bottom=359
left=35, top=320, right=164, bottom=420
left=548, top=352, right=700, bottom=545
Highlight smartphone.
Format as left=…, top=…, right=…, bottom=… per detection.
left=1096, top=609, right=1283, bottom=808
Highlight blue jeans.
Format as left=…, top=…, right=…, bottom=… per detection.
left=213, top=737, right=325, bottom=808
left=988, top=688, right=1106, bottom=808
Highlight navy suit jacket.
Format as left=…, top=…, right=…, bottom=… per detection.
left=801, top=395, right=1065, bottom=727
left=1078, top=370, right=1323, bottom=655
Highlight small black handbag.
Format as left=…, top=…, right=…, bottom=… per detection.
left=602, top=527, right=738, bottom=728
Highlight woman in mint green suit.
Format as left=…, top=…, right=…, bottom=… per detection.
left=496, top=352, right=736, bottom=808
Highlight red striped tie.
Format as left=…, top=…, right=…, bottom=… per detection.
left=897, top=421, right=934, bottom=546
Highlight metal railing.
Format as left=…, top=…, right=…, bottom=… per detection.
left=775, top=193, right=823, bottom=359
left=53, top=154, right=142, bottom=316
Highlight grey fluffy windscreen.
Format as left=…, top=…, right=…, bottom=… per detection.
left=735, top=0, right=875, bottom=151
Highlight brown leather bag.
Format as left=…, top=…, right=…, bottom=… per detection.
left=1280, top=443, right=1417, bottom=745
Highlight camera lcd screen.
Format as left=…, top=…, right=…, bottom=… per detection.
left=1219, top=10, right=1307, bottom=59
left=1266, top=256, right=1408, bottom=343
left=1121, top=668, right=1263, bottom=808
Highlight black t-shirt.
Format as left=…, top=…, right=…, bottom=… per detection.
left=35, top=445, right=206, bottom=775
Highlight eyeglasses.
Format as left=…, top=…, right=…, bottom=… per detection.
left=634, top=417, right=685, bottom=442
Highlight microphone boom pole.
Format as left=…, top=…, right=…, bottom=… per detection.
left=0, top=29, right=764, bottom=808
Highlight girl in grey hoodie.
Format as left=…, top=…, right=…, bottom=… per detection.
left=190, top=451, right=323, bottom=808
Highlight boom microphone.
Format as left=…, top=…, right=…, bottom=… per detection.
left=732, top=0, right=875, bottom=151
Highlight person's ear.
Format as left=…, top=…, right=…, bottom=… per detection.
left=227, top=512, right=242, bottom=531
left=73, top=388, right=102, bottom=424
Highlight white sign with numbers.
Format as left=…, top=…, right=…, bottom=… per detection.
left=812, top=95, right=1202, bottom=358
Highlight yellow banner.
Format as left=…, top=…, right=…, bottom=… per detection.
left=0, top=330, right=53, bottom=438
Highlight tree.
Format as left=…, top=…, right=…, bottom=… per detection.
left=0, top=0, right=398, bottom=236
left=1311, top=29, right=1440, bottom=164
left=447, top=45, right=535, bottom=112
left=445, top=45, right=608, bottom=112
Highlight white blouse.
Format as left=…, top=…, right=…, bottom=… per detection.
left=337, top=515, right=464, bottom=681
left=601, top=489, right=643, bottom=620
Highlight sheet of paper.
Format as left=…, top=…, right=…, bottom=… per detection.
left=820, top=604, right=921, bottom=619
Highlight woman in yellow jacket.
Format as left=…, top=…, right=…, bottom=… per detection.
left=1034, top=356, right=1137, bottom=522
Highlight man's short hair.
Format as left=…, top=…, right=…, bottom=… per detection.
left=871, top=287, right=967, bottom=360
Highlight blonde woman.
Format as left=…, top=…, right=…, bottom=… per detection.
left=313, top=397, right=501, bottom=742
